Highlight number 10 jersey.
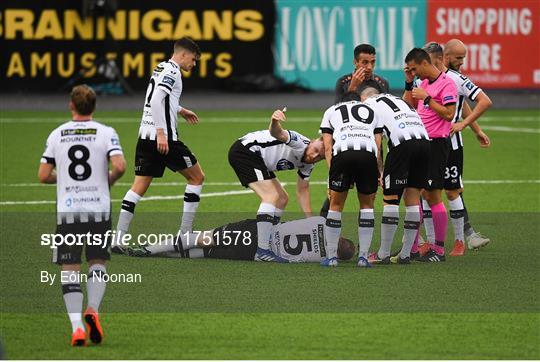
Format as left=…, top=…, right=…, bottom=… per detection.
left=41, top=120, right=123, bottom=223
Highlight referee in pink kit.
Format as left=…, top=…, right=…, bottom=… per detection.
left=402, top=48, right=458, bottom=262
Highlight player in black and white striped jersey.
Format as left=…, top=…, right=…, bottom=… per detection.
left=361, top=89, right=430, bottom=264
left=423, top=41, right=492, bottom=255
left=228, top=109, right=325, bottom=262
left=38, top=85, right=126, bottom=346
left=319, top=92, right=380, bottom=267
left=114, top=38, right=205, bottom=253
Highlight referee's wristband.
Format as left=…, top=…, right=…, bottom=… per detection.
left=405, top=81, right=414, bottom=91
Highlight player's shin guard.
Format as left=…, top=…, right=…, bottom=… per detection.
left=115, top=190, right=142, bottom=245
left=430, top=202, right=448, bottom=255
left=256, top=203, right=275, bottom=250
left=448, top=197, right=465, bottom=241
left=422, top=199, right=435, bottom=244
left=87, top=264, right=106, bottom=312
left=358, top=209, right=375, bottom=259
left=401, top=205, right=421, bottom=259
left=325, top=211, right=341, bottom=259
left=61, top=271, right=84, bottom=333
left=380, top=205, right=399, bottom=258
left=181, top=184, right=202, bottom=233
left=461, top=193, right=475, bottom=237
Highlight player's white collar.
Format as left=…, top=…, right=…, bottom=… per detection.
left=169, top=59, right=180, bottom=69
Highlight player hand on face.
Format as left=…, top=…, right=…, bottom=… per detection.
left=156, top=129, right=169, bottom=155
left=180, top=108, right=199, bottom=124
left=403, top=65, right=414, bottom=83
left=411, top=87, right=428, bottom=100
left=350, top=67, right=366, bottom=88
left=475, top=130, right=491, bottom=148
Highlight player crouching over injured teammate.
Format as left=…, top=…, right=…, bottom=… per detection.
left=228, top=109, right=325, bottom=262
left=126, top=217, right=355, bottom=263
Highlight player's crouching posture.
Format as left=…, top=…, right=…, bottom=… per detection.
left=38, top=85, right=126, bottom=346
left=361, top=88, right=430, bottom=264
left=319, top=92, right=380, bottom=268
left=113, top=37, right=204, bottom=253
left=228, top=109, right=325, bottom=262
left=127, top=217, right=355, bottom=263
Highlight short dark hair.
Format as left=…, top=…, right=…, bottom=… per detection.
left=337, top=237, right=355, bottom=261
left=174, top=37, right=201, bottom=57
left=423, top=42, right=443, bottom=57
left=70, top=84, right=96, bottom=115
left=405, top=47, right=431, bottom=64
left=339, top=91, right=361, bottom=103
left=354, top=44, right=376, bottom=59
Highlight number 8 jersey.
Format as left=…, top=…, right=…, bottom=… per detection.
left=41, top=120, right=123, bottom=223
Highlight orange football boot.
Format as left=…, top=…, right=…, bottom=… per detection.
left=450, top=239, right=465, bottom=256
left=84, top=307, right=104, bottom=344
left=71, top=327, right=86, bottom=347
left=418, top=242, right=432, bottom=256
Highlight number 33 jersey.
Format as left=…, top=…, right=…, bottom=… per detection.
left=41, top=120, right=123, bottom=220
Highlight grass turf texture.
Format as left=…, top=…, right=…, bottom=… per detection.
left=1, top=109, right=539, bottom=359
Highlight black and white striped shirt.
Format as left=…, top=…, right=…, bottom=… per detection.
left=319, top=101, right=378, bottom=156
left=139, top=60, right=183, bottom=141
left=445, top=69, right=482, bottom=150
left=239, top=130, right=314, bottom=179
left=364, top=94, right=429, bottom=149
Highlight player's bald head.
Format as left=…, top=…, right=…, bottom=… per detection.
left=444, top=39, right=467, bottom=71
left=444, top=39, right=466, bottom=55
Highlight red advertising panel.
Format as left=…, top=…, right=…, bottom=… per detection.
left=427, top=0, right=540, bottom=88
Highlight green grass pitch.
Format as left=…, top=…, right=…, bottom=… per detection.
left=0, top=108, right=539, bottom=359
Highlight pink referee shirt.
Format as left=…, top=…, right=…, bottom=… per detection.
left=416, top=72, right=458, bottom=138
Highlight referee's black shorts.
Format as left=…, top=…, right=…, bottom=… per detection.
left=425, top=137, right=450, bottom=190
left=135, top=138, right=198, bottom=178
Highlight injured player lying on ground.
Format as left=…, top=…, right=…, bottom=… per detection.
left=125, top=216, right=355, bottom=263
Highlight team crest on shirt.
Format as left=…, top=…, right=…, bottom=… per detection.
left=276, top=159, right=295, bottom=170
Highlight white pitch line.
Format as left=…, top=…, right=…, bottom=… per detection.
left=1, top=180, right=538, bottom=206
left=2, top=180, right=539, bottom=188
left=0, top=189, right=254, bottom=206
left=481, top=125, right=540, bottom=134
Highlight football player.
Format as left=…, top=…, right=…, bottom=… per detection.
left=38, top=85, right=126, bottom=346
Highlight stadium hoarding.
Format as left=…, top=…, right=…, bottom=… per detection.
left=0, top=0, right=275, bottom=92
left=426, top=0, right=540, bottom=89
left=274, top=0, right=427, bottom=90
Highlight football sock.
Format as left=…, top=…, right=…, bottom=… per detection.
left=319, top=198, right=330, bottom=218
left=325, top=210, right=341, bottom=259
left=256, top=202, right=275, bottom=250
left=145, top=237, right=176, bottom=255
left=448, top=197, right=465, bottom=241
left=430, top=202, right=448, bottom=255
left=115, top=190, right=142, bottom=245
left=184, top=248, right=204, bottom=259
left=461, top=194, right=476, bottom=237
left=274, top=208, right=283, bottom=225
left=380, top=205, right=399, bottom=258
left=422, top=199, right=435, bottom=244
left=87, top=264, right=106, bottom=312
left=358, top=209, right=375, bottom=259
left=181, top=184, right=202, bottom=233
left=401, top=205, right=421, bottom=259
left=61, top=271, right=84, bottom=333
